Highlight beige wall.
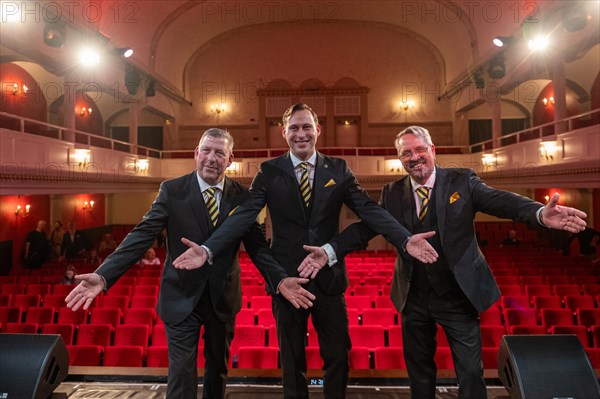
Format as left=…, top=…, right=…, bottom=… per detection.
left=107, top=192, right=158, bottom=225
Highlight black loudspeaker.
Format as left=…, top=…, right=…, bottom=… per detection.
left=0, top=334, right=69, bottom=399
left=498, top=335, right=600, bottom=399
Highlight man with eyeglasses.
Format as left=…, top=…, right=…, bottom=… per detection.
left=172, top=105, right=438, bottom=399
left=299, top=125, right=587, bottom=399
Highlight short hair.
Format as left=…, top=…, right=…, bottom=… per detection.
left=282, top=103, right=319, bottom=126
left=395, top=125, right=433, bottom=150
left=199, top=128, right=234, bottom=153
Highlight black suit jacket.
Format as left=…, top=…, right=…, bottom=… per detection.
left=96, top=172, right=287, bottom=325
left=333, top=167, right=543, bottom=313
left=204, top=151, right=412, bottom=295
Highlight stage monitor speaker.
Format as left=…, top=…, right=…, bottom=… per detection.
left=498, top=334, right=600, bottom=399
left=0, top=334, right=69, bottom=399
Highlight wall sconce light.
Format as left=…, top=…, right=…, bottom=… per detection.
left=540, top=141, right=557, bottom=160
left=77, top=107, right=93, bottom=117
left=15, top=204, right=31, bottom=218
left=226, top=161, right=240, bottom=174
left=544, top=195, right=550, bottom=203
left=136, top=159, right=149, bottom=173
left=210, top=103, right=226, bottom=114
left=83, top=200, right=95, bottom=212
left=73, top=149, right=91, bottom=167
left=399, top=100, right=415, bottom=112
left=542, top=97, right=555, bottom=107
left=482, top=153, right=497, bottom=167
left=9, top=83, right=28, bottom=96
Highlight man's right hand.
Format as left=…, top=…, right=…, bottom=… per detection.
left=65, top=273, right=104, bottom=311
left=173, top=238, right=208, bottom=270
left=406, top=231, right=438, bottom=263
left=278, top=277, right=316, bottom=309
left=297, top=245, right=328, bottom=279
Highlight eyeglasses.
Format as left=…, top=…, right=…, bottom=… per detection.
left=399, top=146, right=429, bottom=161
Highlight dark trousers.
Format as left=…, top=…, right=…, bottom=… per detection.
left=164, top=289, right=234, bottom=399
left=402, top=287, right=487, bottom=399
left=273, top=284, right=351, bottom=399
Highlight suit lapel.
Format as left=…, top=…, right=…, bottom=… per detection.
left=218, top=177, right=234, bottom=225
left=311, top=152, right=333, bottom=219
left=278, top=152, right=309, bottom=222
left=187, top=171, right=212, bottom=235
left=402, top=177, right=416, bottom=232
left=434, top=166, right=450, bottom=242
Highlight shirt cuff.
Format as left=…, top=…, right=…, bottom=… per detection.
left=536, top=207, right=549, bottom=228
left=201, top=245, right=214, bottom=265
left=322, top=243, right=338, bottom=267
left=402, top=236, right=412, bottom=253
left=99, top=274, right=108, bottom=292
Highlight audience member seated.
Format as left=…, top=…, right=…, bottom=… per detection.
left=501, top=230, right=521, bottom=247
left=140, top=248, right=161, bottom=267
left=85, top=248, right=102, bottom=267
left=59, top=265, right=78, bottom=285
left=570, top=227, right=600, bottom=261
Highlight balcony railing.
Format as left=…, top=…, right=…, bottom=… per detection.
left=469, top=108, right=600, bottom=153
left=2, top=108, right=599, bottom=160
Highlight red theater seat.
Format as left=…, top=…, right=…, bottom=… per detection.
left=549, top=325, right=590, bottom=348
left=237, top=347, right=279, bottom=368
left=540, top=308, right=575, bottom=331
left=41, top=323, right=74, bottom=345
left=76, top=324, right=112, bottom=348
left=3, top=322, right=38, bottom=333
left=374, top=347, right=405, bottom=369
left=480, top=325, right=505, bottom=348
left=90, top=307, right=122, bottom=328
left=103, top=346, right=144, bottom=367
left=147, top=346, right=169, bottom=367
left=361, top=308, right=396, bottom=326
left=349, top=325, right=384, bottom=350
left=151, top=324, right=168, bottom=347
left=306, top=346, right=323, bottom=369
left=0, top=306, right=23, bottom=324
left=349, top=347, right=370, bottom=369
left=67, top=345, right=102, bottom=366
left=25, top=306, right=54, bottom=325
left=114, top=324, right=149, bottom=353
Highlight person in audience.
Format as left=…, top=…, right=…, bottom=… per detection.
left=501, top=229, right=521, bottom=247
left=59, top=264, right=77, bottom=285
left=61, top=222, right=90, bottom=260
left=98, top=233, right=117, bottom=254
left=298, top=125, right=588, bottom=399
left=570, top=227, right=600, bottom=261
left=49, top=221, right=65, bottom=261
left=140, top=248, right=161, bottom=266
left=85, top=248, right=102, bottom=267
left=172, top=104, right=437, bottom=399
left=65, top=128, right=315, bottom=399
left=24, top=220, right=49, bottom=270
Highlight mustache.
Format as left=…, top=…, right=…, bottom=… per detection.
left=408, top=159, right=427, bottom=168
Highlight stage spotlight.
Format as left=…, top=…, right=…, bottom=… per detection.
left=487, top=56, right=505, bottom=80
left=79, top=48, right=100, bottom=66
left=43, top=22, right=65, bottom=48
left=146, top=80, right=155, bottom=97
left=124, top=67, right=140, bottom=95
left=563, top=7, right=587, bottom=32
left=492, top=36, right=512, bottom=47
left=116, top=47, right=134, bottom=58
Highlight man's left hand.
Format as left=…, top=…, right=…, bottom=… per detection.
left=541, top=193, right=587, bottom=233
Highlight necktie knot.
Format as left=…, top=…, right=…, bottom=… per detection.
left=205, top=187, right=219, bottom=226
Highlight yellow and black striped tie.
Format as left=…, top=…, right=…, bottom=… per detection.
left=417, top=186, right=430, bottom=221
left=299, top=162, right=311, bottom=207
left=205, top=187, right=219, bottom=226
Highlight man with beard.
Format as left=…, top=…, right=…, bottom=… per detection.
left=299, top=125, right=587, bottom=399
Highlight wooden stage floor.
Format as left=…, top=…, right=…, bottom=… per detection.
left=52, top=368, right=511, bottom=398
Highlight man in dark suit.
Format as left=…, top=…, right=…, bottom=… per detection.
left=299, top=125, right=587, bottom=399
left=172, top=105, right=437, bottom=399
left=61, top=222, right=90, bottom=260
left=65, top=128, right=315, bottom=399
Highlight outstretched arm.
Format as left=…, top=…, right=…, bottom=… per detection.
left=298, top=231, right=438, bottom=279
left=540, top=193, right=587, bottom=233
